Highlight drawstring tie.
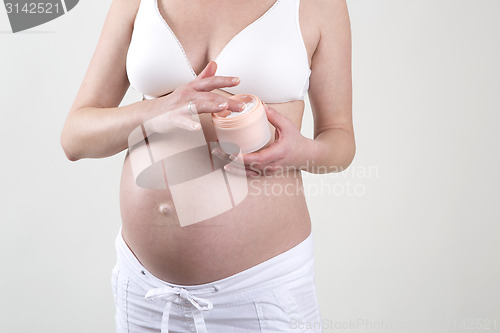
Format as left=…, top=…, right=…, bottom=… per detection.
left=145, top=285, right=216, bottom=333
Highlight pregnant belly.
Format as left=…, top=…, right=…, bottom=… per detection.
left=119, top=102, right=312, bottom=285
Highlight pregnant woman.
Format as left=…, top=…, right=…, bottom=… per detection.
left=61, top=0, right=354, bottom=332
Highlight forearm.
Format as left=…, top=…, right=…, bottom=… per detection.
left=61, top=98, right=160, bottom=161
left=302, top=127, right=356, bottom=174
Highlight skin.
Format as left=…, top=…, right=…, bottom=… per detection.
left=61, top=0, right=355, bottom=285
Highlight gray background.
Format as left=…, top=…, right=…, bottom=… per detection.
left=1, top=0, right=499, bottom=332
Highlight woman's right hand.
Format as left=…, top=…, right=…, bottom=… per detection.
left=127, top=61, right=246, bottom=148
left=145, top=61, right=246, bottom=132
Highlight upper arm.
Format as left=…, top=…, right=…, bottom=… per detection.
left=70, top=0, right=140, bottom=111
left=307, top=0, right=353, bottom=138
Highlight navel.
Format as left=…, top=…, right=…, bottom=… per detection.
left=158, top=202, right=175, bottom=216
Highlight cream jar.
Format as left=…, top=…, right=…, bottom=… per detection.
left=212, top=94, right=271, bottom=154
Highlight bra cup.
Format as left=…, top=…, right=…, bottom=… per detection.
left=213, top=4, right=310, bottom=103
left=126, top=0, right=311, bottom=102
left=126, top=0, right=194, bottom=98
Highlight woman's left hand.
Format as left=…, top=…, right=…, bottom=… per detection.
left=212, top=103, right=315, bottom=177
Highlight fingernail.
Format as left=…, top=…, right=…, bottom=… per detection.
left=219, top=110, right=231, bottom=117
left=218, top=102, right=228, bottom=109
left=232, top=77, right=240, bottom=83
left=238, top=103, right=246, bottom=111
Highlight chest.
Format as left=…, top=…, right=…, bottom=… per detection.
left=126, top=0, right=317, bottom=103
left=157, top=0, right=316, bottom=75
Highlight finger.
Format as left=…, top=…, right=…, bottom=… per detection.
left=211, top=147, right=232, bottom=161
left=169, top=115, right=202, bottom=132
left=189, top=100, right=231, bottom=115
left=225, top=97, right=246, bottom=113
left=261, top=165, right=283, bottom=176
left=237, top=160, right=264, bottom=177
left=192, top=75, right=241, bottom=92
left=274, top=126, right=281, bottom=142
left=224, top=163, right=260, bottom=177
left=193, top=92, right=246, bottom=113
left=196, top=61, right=217, bottom=80
left=264, top=103, right=291, bottom=132
left=245, top=169, right=261, bottom=177
left=240, top=143, right=282, bottom=167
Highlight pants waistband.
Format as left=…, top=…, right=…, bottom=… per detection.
left=115, top=226, right=315, bottom=298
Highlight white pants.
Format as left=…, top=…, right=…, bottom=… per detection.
left=111, top=227, right=323, bottom=333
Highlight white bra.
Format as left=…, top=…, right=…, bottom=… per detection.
left=126, top=0, right=311, bottom=103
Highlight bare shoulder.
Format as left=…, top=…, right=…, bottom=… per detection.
left=70, top=0, right=142, bottom=111
left=308, top=0, right=350, bottom=33
left=96, top=0, right=142, bottom=37
left=109, top=0, right=142, bottom=25
left=320, top=0, right=350, bottom=31
left=300, top=0, right=350, bottom=63
left=96, top=0, right=142, bottom=48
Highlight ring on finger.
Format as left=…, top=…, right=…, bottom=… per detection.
left=187, top=101, right=197, bottom=115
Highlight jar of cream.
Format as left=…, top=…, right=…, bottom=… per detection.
left=212, top=94, right=271, bottom=154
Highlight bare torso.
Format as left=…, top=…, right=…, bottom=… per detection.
left=120, top=0, right=320, bottom=285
